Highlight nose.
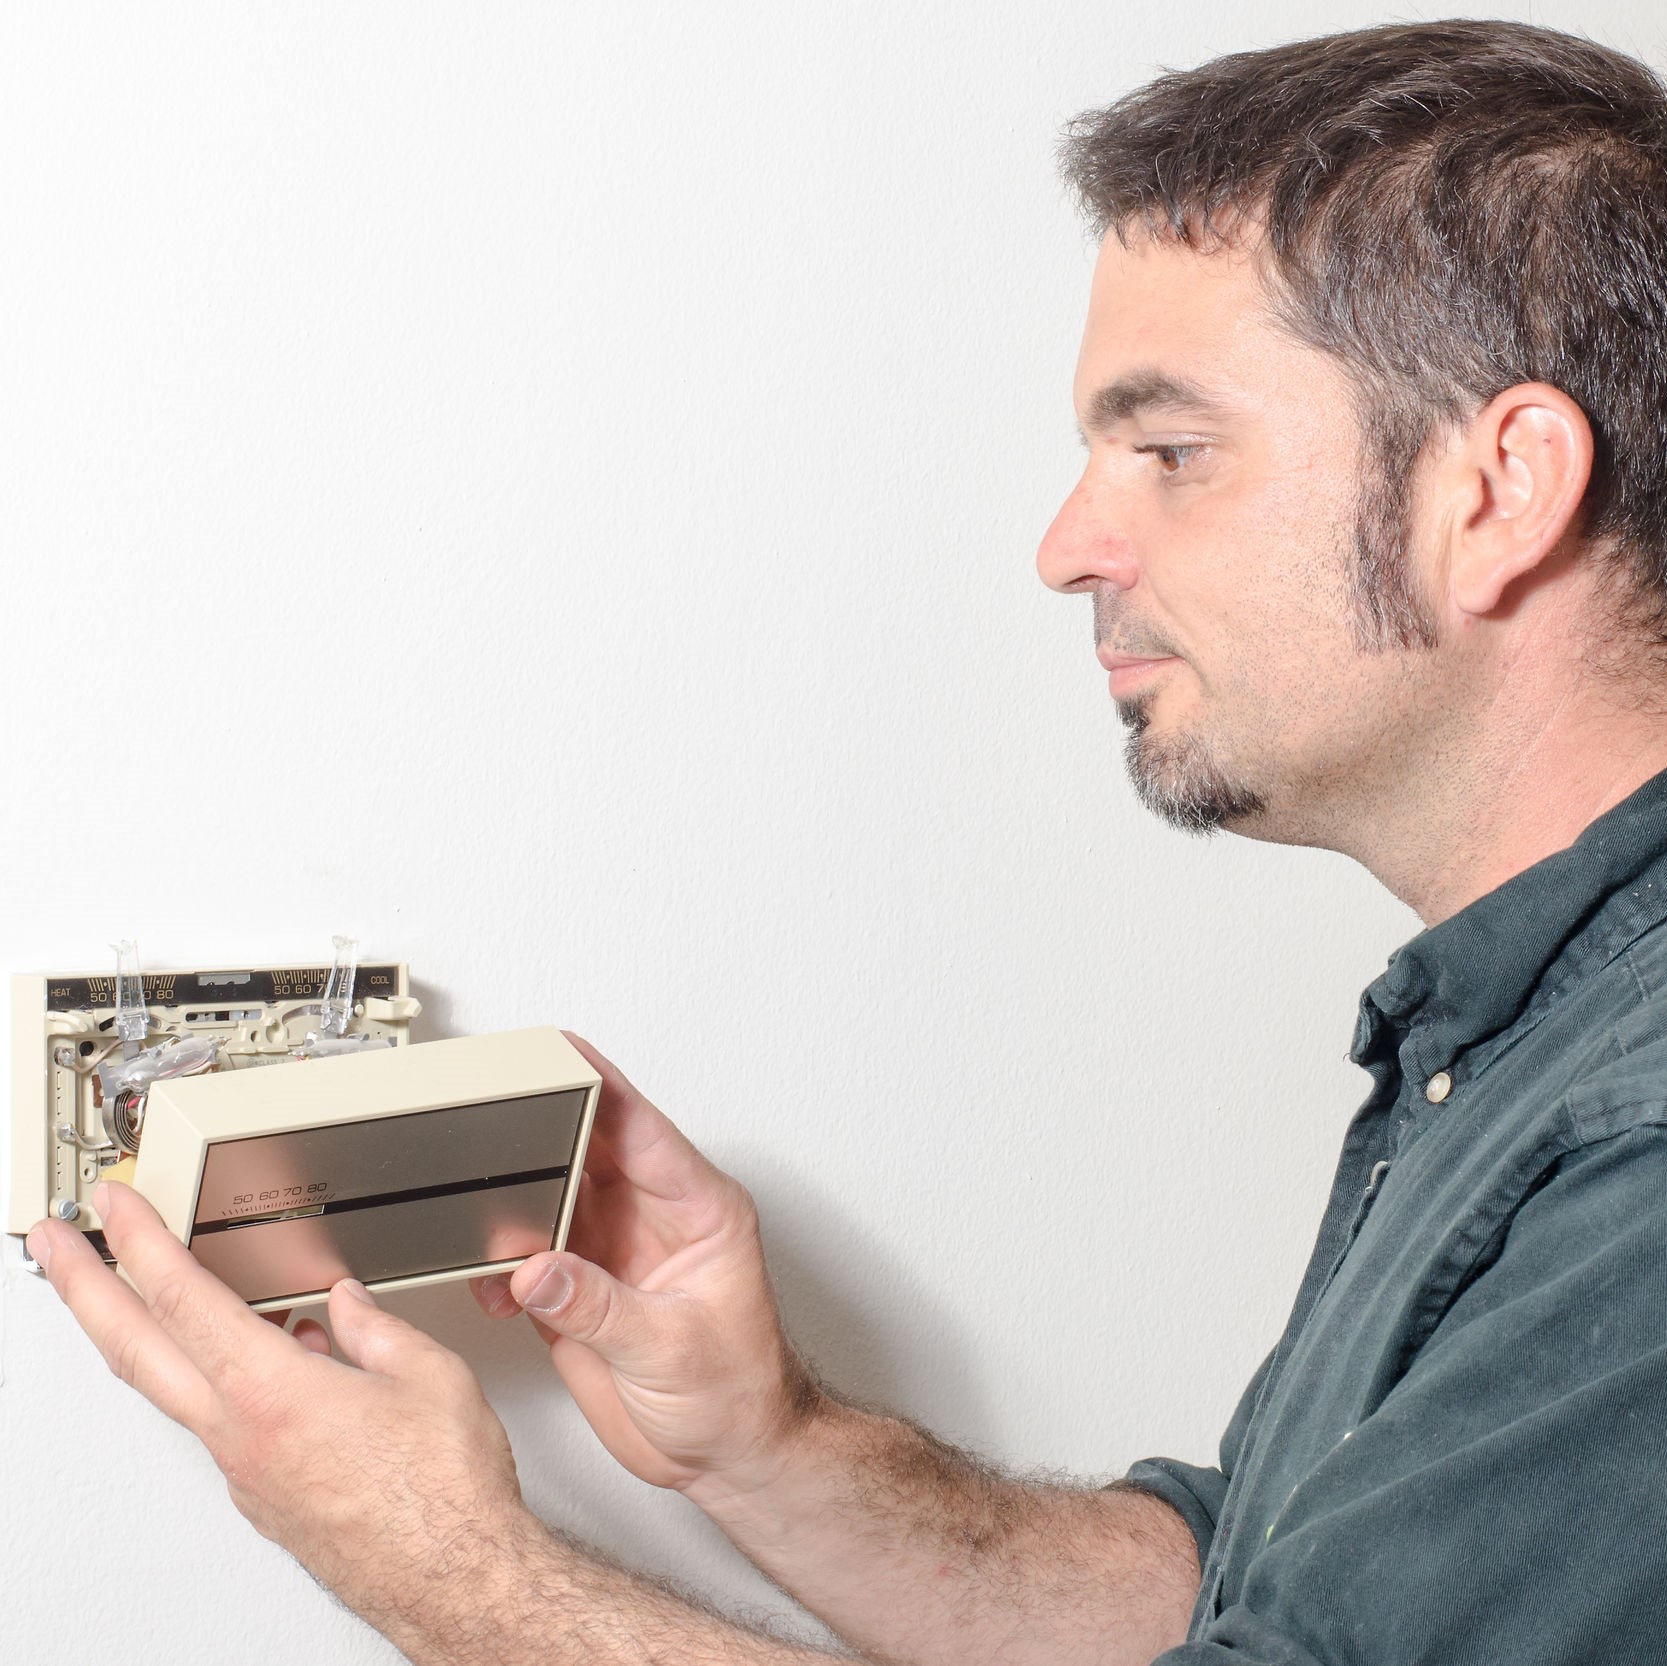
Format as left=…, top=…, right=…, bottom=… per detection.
left=1035, top=469, right=1140, bottom=594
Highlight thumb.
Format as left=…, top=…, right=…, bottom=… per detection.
left=510, top=1252, right=670, bottom=1364
left=326, top=1277, right=448, bottom=1377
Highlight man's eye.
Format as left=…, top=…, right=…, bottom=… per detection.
left=1136, top=443, right=1202, bottom=474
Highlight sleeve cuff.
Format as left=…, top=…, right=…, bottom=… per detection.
left=1119, top=1456, right=1228, bottom=1570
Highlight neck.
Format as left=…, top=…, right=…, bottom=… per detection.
left=1364, top=682, right=1667, bottom=926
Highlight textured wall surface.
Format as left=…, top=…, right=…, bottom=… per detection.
left=1, top=2, right=1655, bottom=1659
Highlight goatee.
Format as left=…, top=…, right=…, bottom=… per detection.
left=1118, top=694, right=1265, bottom=834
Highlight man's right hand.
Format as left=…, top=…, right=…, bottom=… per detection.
left=471, top=1034, right=818, bottom=1505
left=475, top=1035, right=1198, bottom=1666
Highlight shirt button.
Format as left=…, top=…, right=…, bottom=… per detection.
left=1425, top=1071, right=1453, bottom=1104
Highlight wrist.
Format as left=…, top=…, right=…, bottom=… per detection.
left=681, top=1379, right=855, bottom=1533
left=366, top=1503, right=570, bottom=1666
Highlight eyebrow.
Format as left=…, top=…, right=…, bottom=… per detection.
left=1077, top=371, right=1236, bottom=441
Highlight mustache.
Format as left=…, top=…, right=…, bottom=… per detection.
left=1092, top=591, right=1176, bottom=661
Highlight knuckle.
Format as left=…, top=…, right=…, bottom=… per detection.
left=563, top=1273, right=602, bottom=1332
left=146, top=1271, right=197, bottom=1332
left=101, top=1327, right=145, bottom=1390
left=208, top=1384, right=297, bottom=1482
left=728, top=1181, right=761, bottom=1232
left=210, top=1424, right=267, bottom=1488
left=224, top=1370, right=293, bottom=1431
left=693, top=1174, right=760, bottom=1240
left=572, top=1273, right=622, bottom=1341
left=708, top=1176, right=761, bottom=1243
left=430, top=1347, right=478, bottom=1400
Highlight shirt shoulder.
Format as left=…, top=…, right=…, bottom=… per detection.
left=1556, top=931, right=1667, bottom=1145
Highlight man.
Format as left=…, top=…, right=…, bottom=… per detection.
left=27, top=18, right=1667, bottom=1663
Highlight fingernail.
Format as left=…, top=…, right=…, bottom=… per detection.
left=525, top=1263, right=571, bottom=1314
left=92, top=1182, right=110, bottom=1216
left=337, top=1278, right=375, bottom=1304
left=25, top=1228, right=50, bottom=1271
left=480, top=1274, right=519, bottom=1317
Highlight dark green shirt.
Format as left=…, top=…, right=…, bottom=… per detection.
left=1128, top=768, right=1667, bottom=1663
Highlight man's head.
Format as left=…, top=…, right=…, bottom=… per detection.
left=1039, top=21, right=1667, bottom=850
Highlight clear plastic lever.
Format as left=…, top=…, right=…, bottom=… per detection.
left=112, top=940, right=149, bottom=1059
left=298, top=935, right=390, bottom=1058
left=319, top=934, right=359, bottom=1039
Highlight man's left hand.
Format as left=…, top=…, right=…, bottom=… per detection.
left=26, top=1181, right=549, bottom=1638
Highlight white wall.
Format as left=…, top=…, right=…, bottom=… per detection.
left=1, top=2, right=1655, bottom=1659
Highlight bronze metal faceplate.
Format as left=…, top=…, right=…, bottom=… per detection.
left=188, top=1089, right=588, bottom=1304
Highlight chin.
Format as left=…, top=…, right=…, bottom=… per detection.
left=1123, top=720, right=1266, bottom=836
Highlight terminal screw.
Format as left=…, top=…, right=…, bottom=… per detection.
left=53, top=1198, right=80, bottom=1222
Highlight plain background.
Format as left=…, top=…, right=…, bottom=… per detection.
left=1, top=3, right=1658, bottom=1659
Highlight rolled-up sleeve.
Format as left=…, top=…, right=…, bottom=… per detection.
left=1123, top=1345, right=1275, bottom=1578
left=1121, top=1456, right=1229, bottom=1572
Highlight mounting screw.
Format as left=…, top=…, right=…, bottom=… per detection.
left=53, top=1198, right=80, bottom=1222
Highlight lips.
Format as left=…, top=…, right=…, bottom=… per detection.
left=1096, top=650, right=1176, bottom=673
left=1096, top=650, right=1180, bottom=699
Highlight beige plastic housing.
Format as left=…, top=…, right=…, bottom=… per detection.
left=134, top=1027, right=599, bottom=1311
left=8, top=961, right=419, bottom=1241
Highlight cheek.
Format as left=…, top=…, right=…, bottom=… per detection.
left=1184, top=560, right=1357, bottom=709
left=1234, top=467, right=1359, bottom=628
left=1146, top=453, right=1360, bottom=660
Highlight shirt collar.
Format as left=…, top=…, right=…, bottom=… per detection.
left=1351, top=766, right=1667, bottom=1074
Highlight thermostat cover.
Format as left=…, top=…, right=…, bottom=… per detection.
left=133, top=1026, right=599, bottom=1310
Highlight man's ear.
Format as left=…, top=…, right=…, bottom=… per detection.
left=1446, top=383, right=1594, bottom=618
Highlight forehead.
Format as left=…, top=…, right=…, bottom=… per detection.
left=1075, top=232, right=1344, bottom=423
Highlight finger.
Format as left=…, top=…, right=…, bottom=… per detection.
left=564, top=1033, right=732, bottom=1207
left=97, top=1180, right=295, bottom=1384
left=291, top=1318, right=332, bottom=1356
left=508, top=1250, right=677, bottom=1367
left=326, top=1279, right=465, bottom=1380
left=562, top=1032, right=647, bottom=1097
left=28, top=1219, right=216, bottom=1431
left=561, top=1169, right=611, bottom=1263
left=469, top=1273, right=521, bottom=1319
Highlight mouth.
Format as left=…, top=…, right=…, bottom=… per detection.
left=1096, top=650, right=1181, bottom=699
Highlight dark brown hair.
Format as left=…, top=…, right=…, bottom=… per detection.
left=1060, top=21, right=1667, bottom=647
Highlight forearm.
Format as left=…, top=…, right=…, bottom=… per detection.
left=362, top=1502, right=839, bottom=1666
left=687, top=1393, right=1200, bottom=1666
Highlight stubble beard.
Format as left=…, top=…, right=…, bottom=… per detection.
left=1117, top=690, right=1266, bottom=835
